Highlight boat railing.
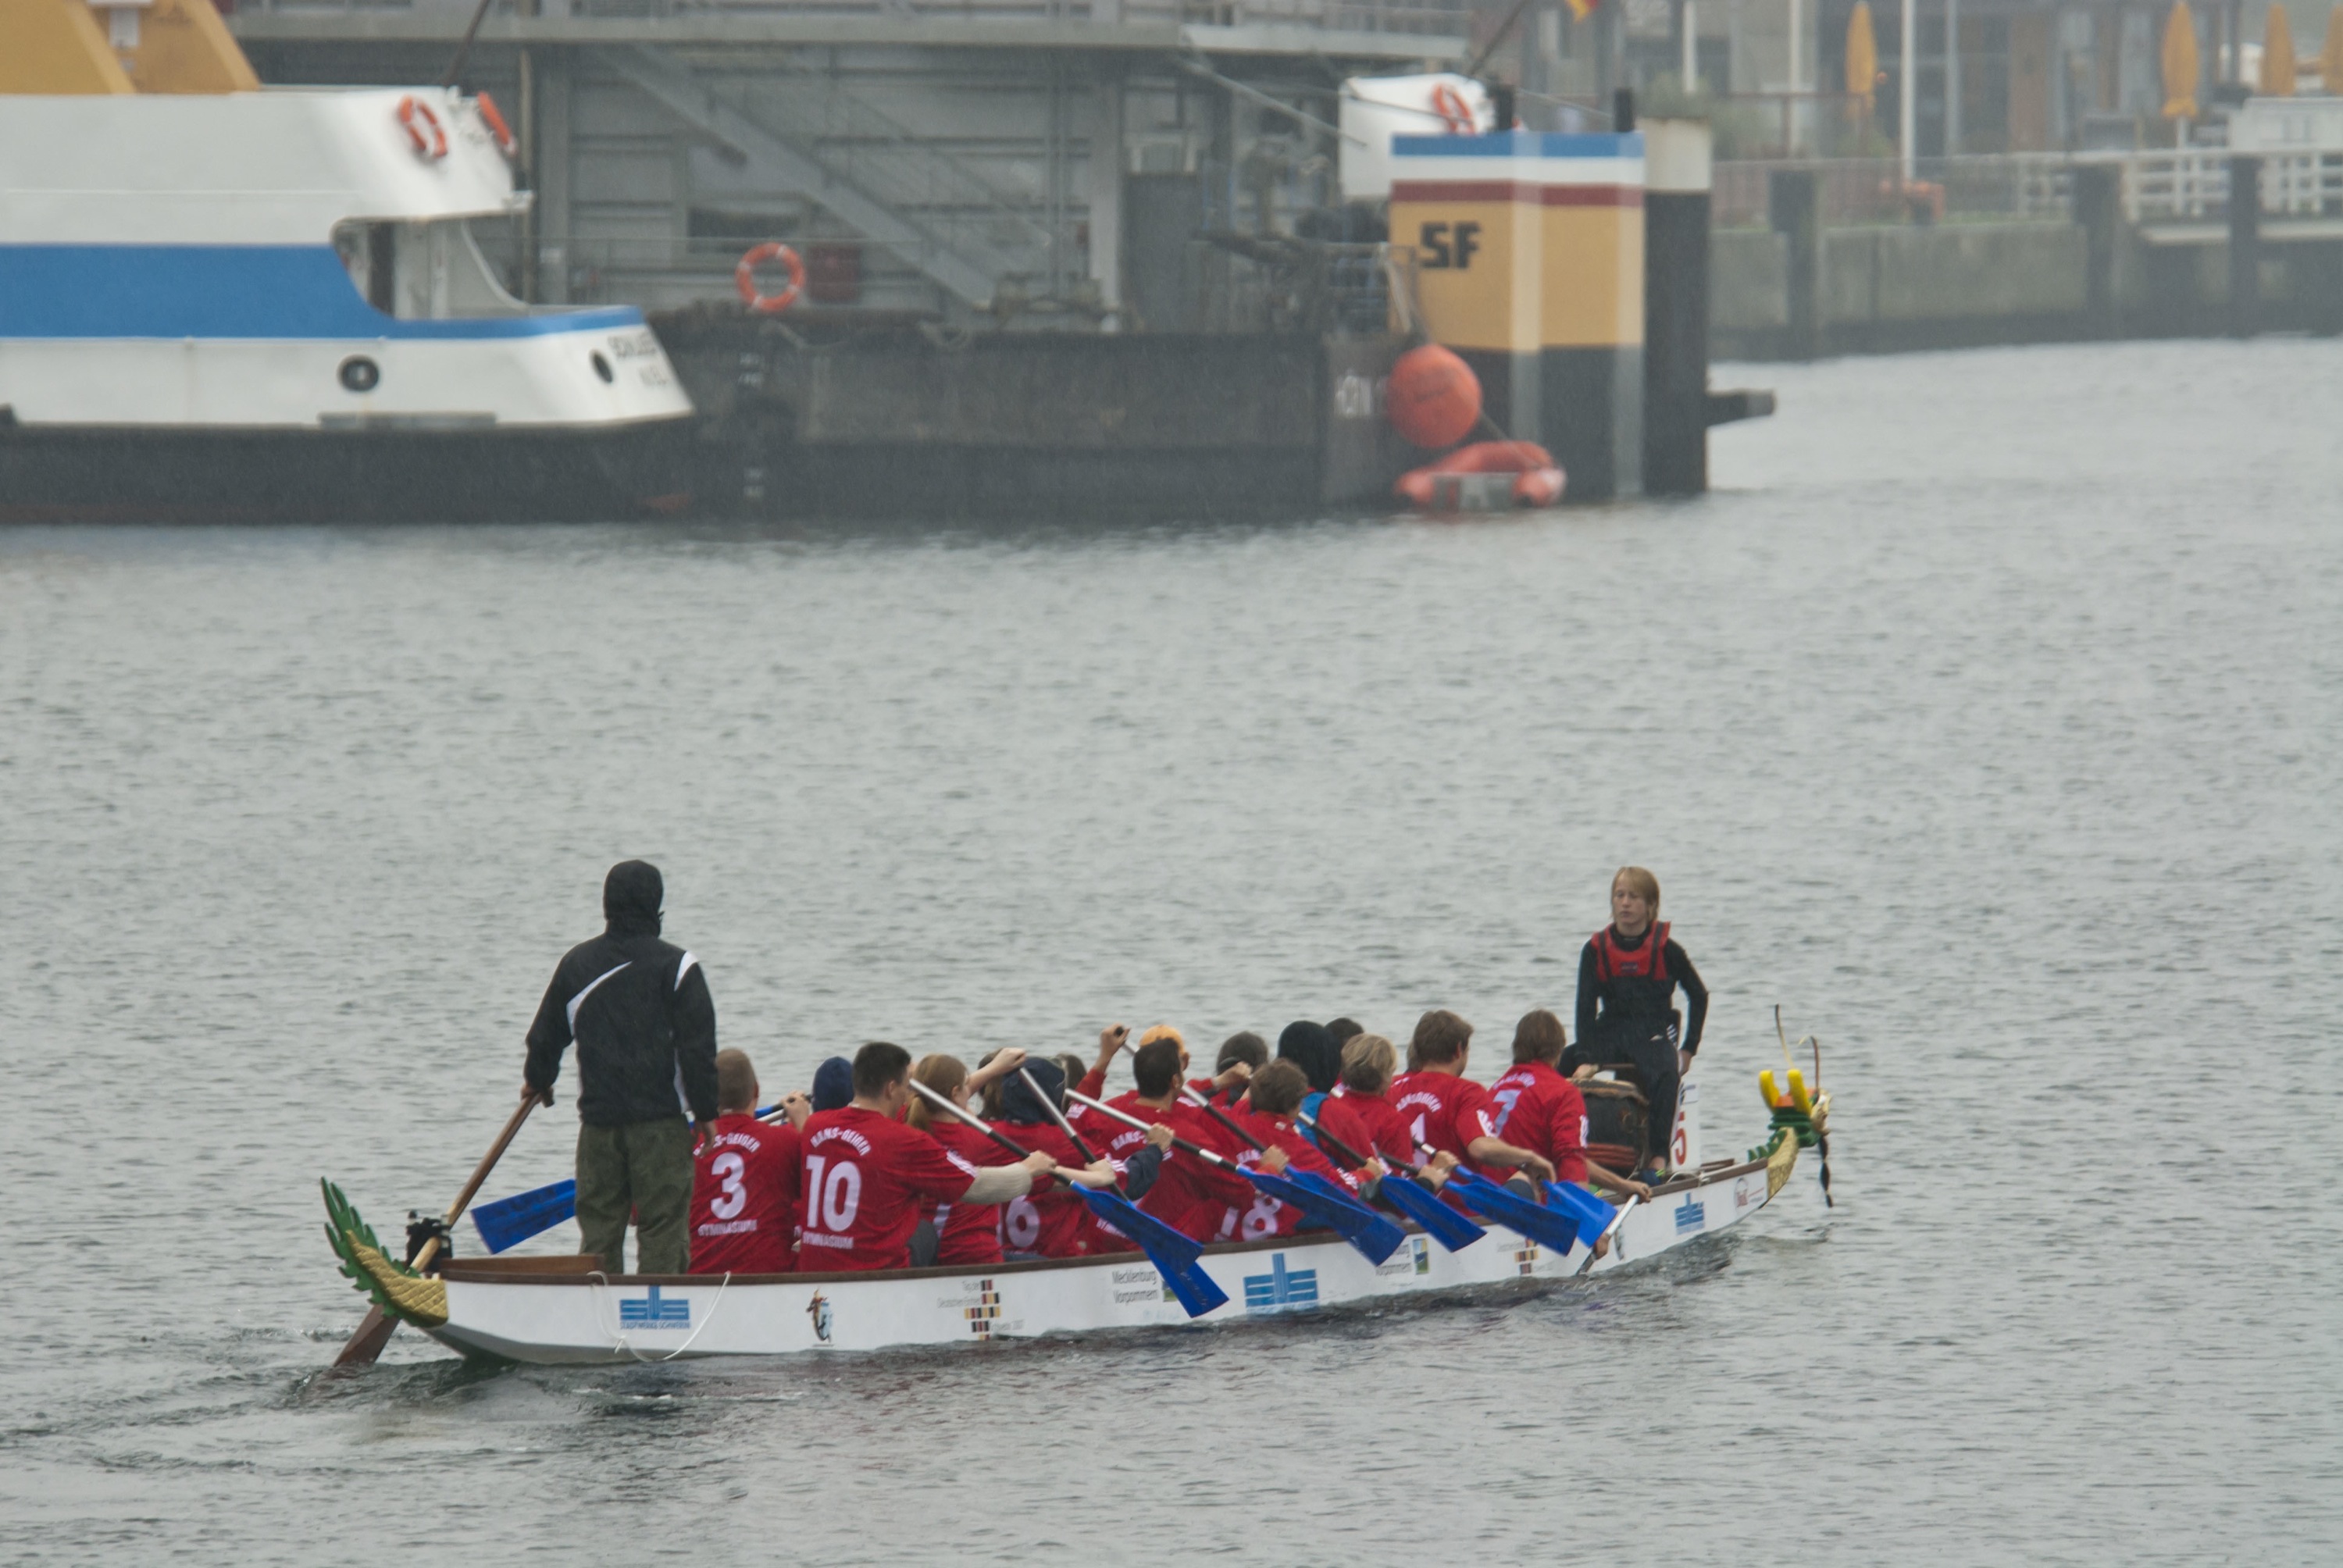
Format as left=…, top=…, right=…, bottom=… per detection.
left=234, top=0, right=1470, bottom=33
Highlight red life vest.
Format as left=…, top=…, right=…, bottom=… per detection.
left=1591, top=921, right=1671, bottom=985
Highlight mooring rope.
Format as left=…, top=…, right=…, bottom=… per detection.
left=588, top=1270, right=731, bottom=1363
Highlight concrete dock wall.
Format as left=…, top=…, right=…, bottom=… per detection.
left=1714, top=219, right=2343, bottom=358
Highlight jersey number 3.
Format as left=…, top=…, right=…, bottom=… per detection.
left=710, top=1150, right=748, bottom=1221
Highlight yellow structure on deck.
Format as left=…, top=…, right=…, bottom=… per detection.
left=0, top=0, right=258, bottom=94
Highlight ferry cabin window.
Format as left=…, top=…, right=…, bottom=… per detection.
left=331, top=219, right=526, bottom=321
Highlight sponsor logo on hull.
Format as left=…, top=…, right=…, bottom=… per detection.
left=1243, top=1254, right=1319, bottom=1314
left=806, top=1290, right=832, bottom=1342
left=1674, top=1198, right=1706, bottom=1234
left=618, top=1283, right=690, bottom=1329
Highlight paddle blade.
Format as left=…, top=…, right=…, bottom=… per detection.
left=471, top=1178, right=576, bottom=1254
left=1079, top=1188, right=1204, bottom=1274
left=1444, top=1170, right=1583, bottom=1255
left=1378, top=1171, right=1488, bottom=1252
left=1245, top=1168, right=1404, bottom=1266
left=1542, top=1181, right=1617, bottom=1251
left=1161, top=1259, right=1231, bottom=1318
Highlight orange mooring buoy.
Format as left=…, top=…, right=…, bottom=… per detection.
left=1385, top=344, right=1482, bottom=449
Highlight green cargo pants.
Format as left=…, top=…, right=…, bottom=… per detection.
left=576, top=1117, right=696, bottom=1276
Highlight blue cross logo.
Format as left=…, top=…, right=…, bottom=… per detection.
left=619, top=1283, right=691, bottom=1328
left=1243, top=1253, right=1320, bottom=1314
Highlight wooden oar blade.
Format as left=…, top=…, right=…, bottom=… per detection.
left=471, top=1178, right=576, bottom=1254
left=1378, top=1171, right=1489, bottom=1251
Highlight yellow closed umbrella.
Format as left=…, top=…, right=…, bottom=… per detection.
left=1846, top=1, right=1879, bottom=120
left=2320, top=5, right=2343, bottom=90
left=2261, top=3, right=2298, bottom=94
left=2164, top=0, right=2202, bottom=117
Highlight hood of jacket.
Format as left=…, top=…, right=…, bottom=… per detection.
left=603, top=860, right=664, bottom=939
left=998, top=1057, right=1066, bottom=1126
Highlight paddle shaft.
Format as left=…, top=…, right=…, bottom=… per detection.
left=1067, top=1089, right=1233, bottom=1168
left=333, top=1091, right=537, bottom=1368
left=1574, top=1193, right=1639, bottom=1276
left=1293, top=1110, right=1376, bottom=1172
left=908, top=1078, right=1039, bottom=1163
left=1016, top=1067, right=1102, bottom=1163
left=1182, top=1088, right=1266, bottom=1153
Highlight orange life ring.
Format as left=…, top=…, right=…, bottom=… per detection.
left=397, top=94, right=448, bottom=161
left=1430, top=82, right=1475, bottom=135
left=734, top=242, right=804, bottom=314
left=475, top=91, right=518, bottom=159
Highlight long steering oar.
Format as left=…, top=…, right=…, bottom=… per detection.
left=1296, top=1110, right=1487, bottom=1252
left=470, top=1097, right=802, bottom=1255
left=333, top=1090, right=538, bottom=1367
left=1072, top=1089, right=1405, bottom=1267
left=915, top=1080, right=1224, bottom=1316
left=1176, top=1089, right=1410, bottom=1263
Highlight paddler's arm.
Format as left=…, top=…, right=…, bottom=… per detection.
left=519, top=960, right=574, bottom=1107
left=1079, top=1024, right=1131, bottom=1099
left=965, top=1046, right=1029, bottom=1097
left=1584, top=1161, right=1652, bottom=1200
left=1669, top=942, right=1708, bottom=1071
left=1465, top=1135, right=1557, bottom=1185
left=961, top=1150, right=1055, bottom=1204
left=1573, top=942, right=1602, bottom=1058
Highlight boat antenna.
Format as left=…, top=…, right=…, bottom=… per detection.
left=440, top=0, right=496, bottom=89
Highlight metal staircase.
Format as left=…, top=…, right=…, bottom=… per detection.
left=601, top=45, right=1059, bottom=308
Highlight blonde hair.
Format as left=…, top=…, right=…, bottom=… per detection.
left=907, top=1053, right=968, bottom=1132
left=1339, top=1033, right=1398, bottom=1095
left=1611, top=865, right=1660, bottom=915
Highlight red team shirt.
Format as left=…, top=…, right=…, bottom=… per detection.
left=1300, top=1091, right=1377, bottom=1169
left=1489, top=1060, right=1589, bottom=1184
left=919, top=1117, right=1017, bottom=1266
left=1236, top=1108, right=1359, bottom=1239
left=799, top=1107, right=982, bottom=1271
left=1329, top=1084, right=1415, bottom=1164
left=689, top=1114, right=804, bottom=1275
left=1136, top=1100, right=1256, bottom=1242
left=994, top=1121, right=1091, bottom=1257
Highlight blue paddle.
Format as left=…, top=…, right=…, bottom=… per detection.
left=1542, top=1180, right=1618, bottom=1250
left=1075, top=1089, right=1405, bottom=1267
left=1437, top=1164, right=1585, bottom=1256
left=473, top=1177, right=576, bottom=1254
left=954, top=1075, right=1229, bottom=1317
left=1295, top=1109, right=1487, bottom=1253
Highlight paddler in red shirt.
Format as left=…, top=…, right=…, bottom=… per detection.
left=906, top=1047, right=1039, bottom=1267
left=1233, top=1060, right=1389, bottom=1240
left=1489, top=1010, right=1649, bottom=1200
left=1329, top=1033, right=1415, bottom=1163
left=688, top=1049, right=811, bottom=1275
left=799, top=1042, right=1073, bottom=1272
left=1082, top=1032, right=1255, bottom=1244
left=1390, top=1010, right=1557, bottom=1192
left=995, top=1058, right=1122, bottom=1258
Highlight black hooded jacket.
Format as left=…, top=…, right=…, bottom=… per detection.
left=524, top=861, right=719, bottom=1128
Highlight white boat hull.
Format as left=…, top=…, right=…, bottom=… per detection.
left=423, top=1156, right=1788, bottom=1365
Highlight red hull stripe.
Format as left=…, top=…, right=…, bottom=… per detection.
left=1389, top=181, right=1644, bottom=207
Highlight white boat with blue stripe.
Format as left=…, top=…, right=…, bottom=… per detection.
left=0, top=87, right=695, bottom=520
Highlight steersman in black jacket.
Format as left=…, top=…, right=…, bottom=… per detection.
left=522, top=860, right=718, bottom=1276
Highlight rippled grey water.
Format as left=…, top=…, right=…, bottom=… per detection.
left=4, top=338, right=2340, bottom=1565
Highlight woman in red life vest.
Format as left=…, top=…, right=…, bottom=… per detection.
left=1569, top=866, right=1709, bottom=1183
left=906, top=1048, right=1032, bottom=1267
left=1328, top=1032, right=1415, bottom=1163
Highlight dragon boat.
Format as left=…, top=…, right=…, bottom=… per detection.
left=322, top=1070, right=1831, bottom=1365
